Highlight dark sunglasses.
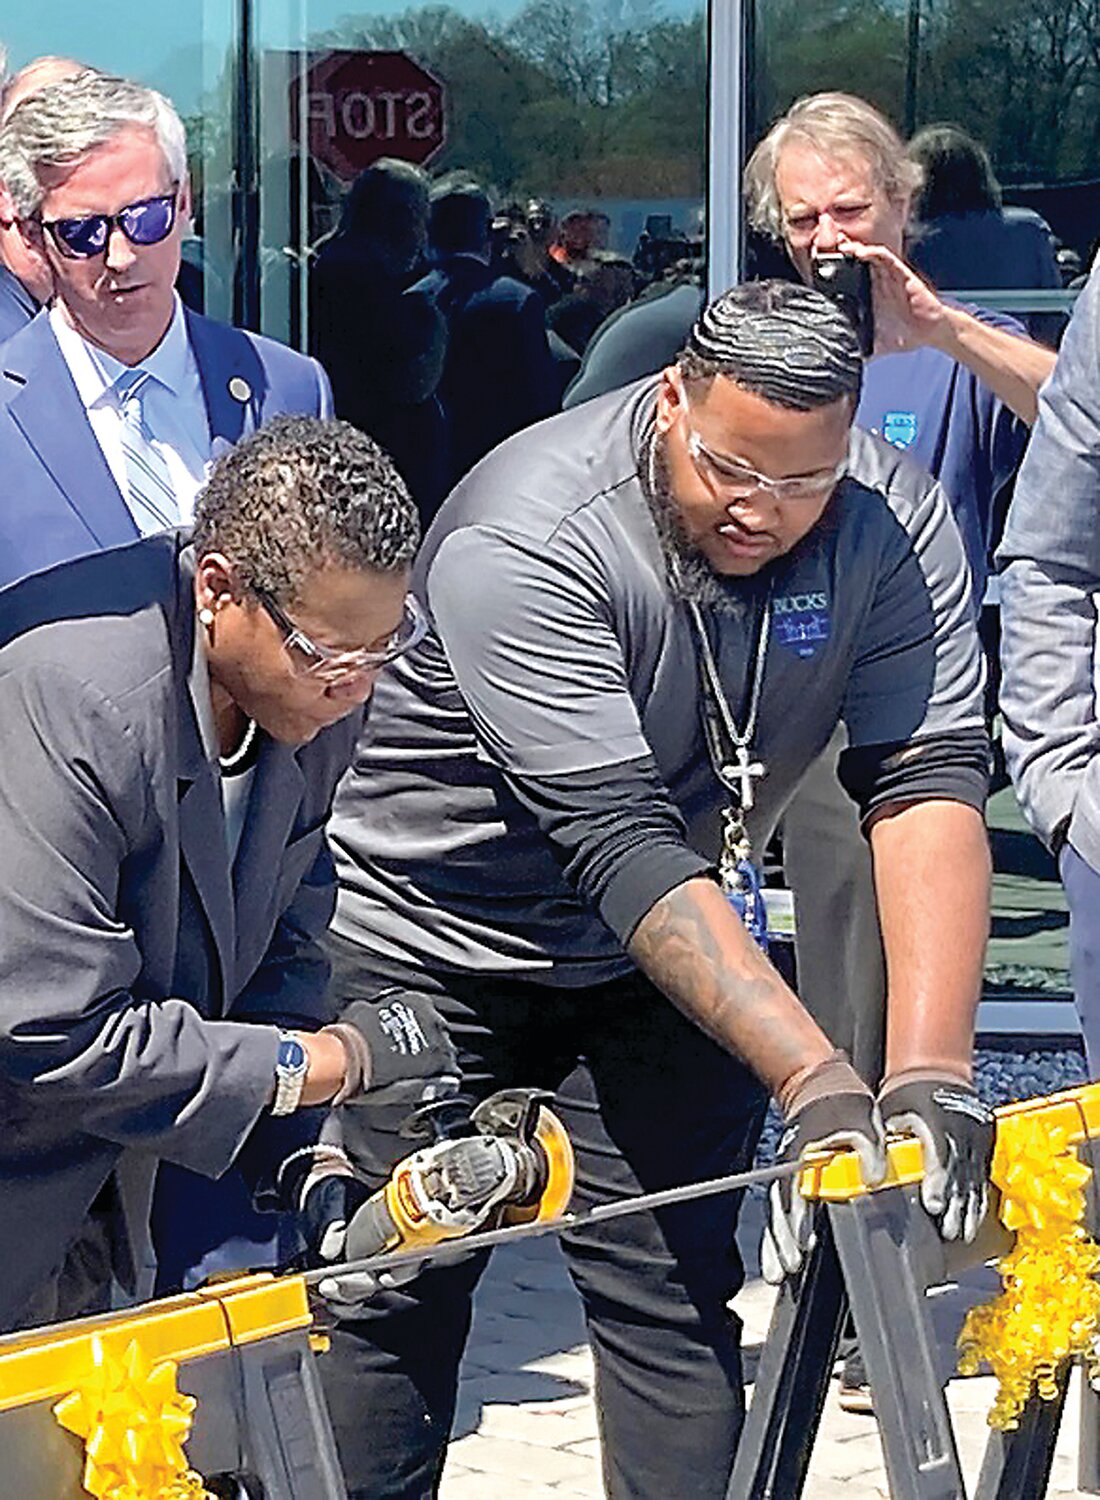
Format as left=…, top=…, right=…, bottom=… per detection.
left=39, top=185, right=180, bottom=260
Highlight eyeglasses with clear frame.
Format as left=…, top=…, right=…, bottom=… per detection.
left=254, top=587, right=428, bottom=684
left=680, top=396, right=847, bottom=504
left=37, top=184, right=181, bottom=260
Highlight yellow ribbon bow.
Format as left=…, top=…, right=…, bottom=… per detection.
left=958, top=1115, right=1100, bottom=1429
left=53, top=1336, right=215, bottom=1499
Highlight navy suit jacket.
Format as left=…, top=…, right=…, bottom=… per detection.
left=0, top=307, right=332, bottom=588
left=0, top=535, right=360, bottom=1326
left=409, top=253, right=558, bottom=487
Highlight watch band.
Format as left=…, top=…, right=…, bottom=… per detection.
left=271, top=1031, right=309, bottom=1117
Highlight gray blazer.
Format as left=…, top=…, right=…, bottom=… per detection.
left=0, top=532, right=361, bottom=1327
left=998, top=258, right=1100, bottom=864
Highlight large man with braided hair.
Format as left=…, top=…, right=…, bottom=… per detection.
left=320, top=280, right=994, bottom=1498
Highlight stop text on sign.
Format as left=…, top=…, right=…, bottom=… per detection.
left=307, top=87, right=439, bottom=144
left=295, top=50, right=447, bottom=177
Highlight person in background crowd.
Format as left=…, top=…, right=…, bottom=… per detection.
left=490, top=196, right=582, bottom=398
left=563, top=271, right=705, bottom=410
left=408, top=174, right=558, bottom=491
left=907, top=122, right=1063, bottom=345
left=492, top=197, right=575, bottom=311
left=0, top=69, right=332, bottom=588
left=550, top=206, right=611, bottom=272
left=0, top=416, right=431, bottom=1331
left=1000, top=255, right=1100, bottom=1072
left=0, top=53, right=86, bottom=342
left=546, top=249, right=636, bottom=356
left=317, top=281, right=993, bottom=1499
left=310, top=158, right=448, bottom=524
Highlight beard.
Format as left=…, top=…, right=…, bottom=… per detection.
left=642, top=432, right=750, bottom=615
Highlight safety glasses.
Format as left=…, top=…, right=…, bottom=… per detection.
left=255, top=588, right=428, bottom=684
left=680, top=391, right=846, bottom=503
left=39, top=185, right=180, bottom=260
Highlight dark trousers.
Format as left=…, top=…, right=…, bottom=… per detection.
left=319, top=936, right=768, bottom=1500
left=1060, top=843, right=1100, bottom=1074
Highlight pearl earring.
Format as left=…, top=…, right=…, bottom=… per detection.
left=198, top=606, right=216, bottom=629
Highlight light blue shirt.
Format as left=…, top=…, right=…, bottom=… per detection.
left=50, top=295, right=211, bottom=525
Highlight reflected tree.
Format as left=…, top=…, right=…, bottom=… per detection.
left=317, top=2, right=705, bottom=198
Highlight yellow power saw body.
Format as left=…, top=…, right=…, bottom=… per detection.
left=345, top=1089, right=575, bottom=1261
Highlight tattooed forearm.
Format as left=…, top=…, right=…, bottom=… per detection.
left=627, top=876, right=833, bottom=1094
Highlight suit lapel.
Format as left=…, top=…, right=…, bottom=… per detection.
left=232, top=738, right=305, bottom=976
left=187, top=309, right=262, bottom=451
left=176, top=597, right=236, bottom=1004
left=3, top=318, right=138, bottom=550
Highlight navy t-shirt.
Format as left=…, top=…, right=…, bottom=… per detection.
left=856, top=307, right=1029, bottom=599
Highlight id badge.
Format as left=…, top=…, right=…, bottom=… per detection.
left=726, top=858, right=769, bottom=952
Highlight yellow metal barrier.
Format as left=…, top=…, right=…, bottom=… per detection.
left=0, top=1274, right=343, bottom=1500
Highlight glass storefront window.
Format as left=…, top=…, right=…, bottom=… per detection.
left=255, top=0, right=709, bottom=348
left=750, top=0, right=1097, bottom=321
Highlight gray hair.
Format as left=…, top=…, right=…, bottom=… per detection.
left=0, top=70, right=187, bottom=217
left=679, top=280, right=862, bottom=412
left=192, top=416, right=420, bottom=605
left=745, top=92, right=925, bottom=242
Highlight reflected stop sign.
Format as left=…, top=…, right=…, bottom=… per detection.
left=294, top=50, right=446, bottom=180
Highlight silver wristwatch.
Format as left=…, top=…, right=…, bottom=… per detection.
left=271, top=1031, right=309, bottom=1116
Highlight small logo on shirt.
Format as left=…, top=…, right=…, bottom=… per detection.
left=882, top=410, right=918, bottom=450
left=773, top=592, right=830, bottom=658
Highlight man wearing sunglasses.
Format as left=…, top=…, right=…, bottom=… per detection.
left=0, top=69, right=332, bottom=588
left=317, top=281, right=993, bottom=1500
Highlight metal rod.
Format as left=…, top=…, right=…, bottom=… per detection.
left=303, top=1157, right=801, bottom=1286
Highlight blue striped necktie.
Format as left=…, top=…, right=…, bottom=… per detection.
left=113, top=368, right=179, bottom=534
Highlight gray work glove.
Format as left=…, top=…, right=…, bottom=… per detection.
left=324, top=989, right=461, bottom=1103
left=761, top=1052, right=887, bottom=1285
left=877, top=1069, right=993, bottom=1244
left=323, top=988, right=462, bottom=1154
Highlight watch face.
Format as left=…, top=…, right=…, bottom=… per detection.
left=279, top=1037, right=307, bottom=1072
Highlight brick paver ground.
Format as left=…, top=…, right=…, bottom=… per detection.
left=440, top=1196, right=1093, bottom=1499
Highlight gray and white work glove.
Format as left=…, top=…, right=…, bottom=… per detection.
left=761, top=1052, right=887, bottom=1285
left=290, top=1154, right=422, bottom=1318
left=877, top=1069, right=993, bottom=1244
left=327, top=990, right=462, bottom=1174
left=314, top=1195, right=428, bottom=1317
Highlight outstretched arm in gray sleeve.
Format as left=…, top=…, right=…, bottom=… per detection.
left=998, top=257, right=1100, bottom=860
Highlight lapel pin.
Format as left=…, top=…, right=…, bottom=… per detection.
left=228, top=376, right=252, bottom=403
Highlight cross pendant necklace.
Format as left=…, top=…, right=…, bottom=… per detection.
left=724, top=744, right=767, bottom=813
left=687, top=586, right=773, bottom=826
left=684, top=582, right=773, bottom=942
